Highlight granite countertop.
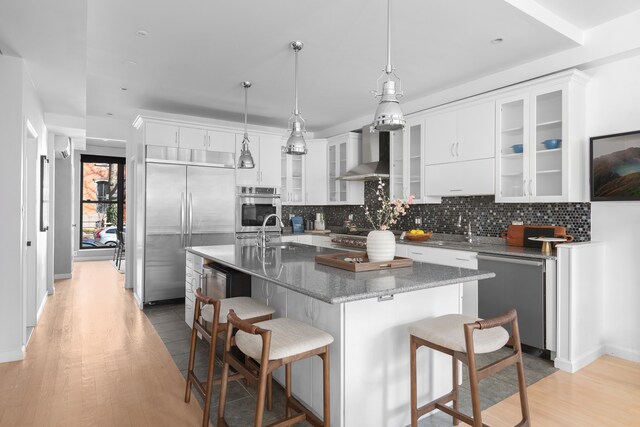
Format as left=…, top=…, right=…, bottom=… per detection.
left=284, top=227, right=558, bottom=260
left=189, top=243, right=495, bottom=304
left=395, top=235, right=558, bottom=260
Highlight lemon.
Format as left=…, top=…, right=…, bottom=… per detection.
left=416, top=230, right=425, bottom=235
left=410, top=229, right=418, bottom=234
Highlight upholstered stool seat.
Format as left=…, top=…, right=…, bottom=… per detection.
left=236, top=317, right=334, bottom=360
left=201, top=297, right=276, bottom=324
left=408, top=314, right=509, bottom=354
left=409, top=309, right=530, bottom=427
left=185, top=289, right=275, bottom=427
left=218, top=310, right=333, bottom=427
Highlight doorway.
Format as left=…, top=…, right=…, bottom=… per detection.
left=22, top=120, right=39, bottom=337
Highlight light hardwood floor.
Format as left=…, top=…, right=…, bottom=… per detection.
left=482, top=355, right=640, bottom=426
left=0, top=261, right=204, bottom=426
left=1, top=261, right=638, bottom=427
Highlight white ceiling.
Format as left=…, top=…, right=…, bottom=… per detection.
left=2, top=0, right=640, bottom=136
left=534, top=0, right=640, bottom=29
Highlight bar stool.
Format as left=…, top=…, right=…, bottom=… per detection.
left=408, top=309, right=530, bottom=427
left=218, top=310, right=333, bottom=427
left=185, top=288, right=276, bottom=427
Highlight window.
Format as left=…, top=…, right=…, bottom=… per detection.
left=80, top=155, right=126, bottom=249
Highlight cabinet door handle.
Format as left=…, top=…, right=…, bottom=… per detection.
left=175, top=131, right=179, bottom=145
left=450, top=189, right=463, bottom=192
left=455, top=257, right=471, bottom=261
left=261, top=171, right=263, bottom=182
left=204, top=134, right=208, bottom=149
left=257, top=171, right=260, bottom=182
left=523, top=180, right=527, bottom=196
left=450, top=143, right=455, bottom=157
left=455, top=142, right=460, bottom=157
left=529, top=179, right=533, bottom=196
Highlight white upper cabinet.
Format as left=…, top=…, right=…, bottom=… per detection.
left=327, top=133, right=364, bottom=205
left=495, top=70, right=588, bottom=203
left=207, top=130, right=236, bottom=152
left=236, top=134, right=282, bottom=187
left=425, top=101, right=495, bottom=165
left=423, top=100, right=495, bottom=197
left=178, top=126, right=208, bottom=150
left=145, top=122, right=179, bottom=147
left=145, top=121, right=236, bottom=153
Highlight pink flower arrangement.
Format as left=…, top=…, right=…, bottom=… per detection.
left=363, top=178, right=415, bottom=230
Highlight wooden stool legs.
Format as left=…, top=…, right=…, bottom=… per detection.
left=218, top=311, right=331, bottom=427
left=410, top=309, right=531, bottom=427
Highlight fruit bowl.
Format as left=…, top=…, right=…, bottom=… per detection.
left=404, top=231, right=433, bottom=242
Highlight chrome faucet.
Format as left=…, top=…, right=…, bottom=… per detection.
left=257, top=214, right=285, bottom=248
left=456, top=214, right=474, bottom=243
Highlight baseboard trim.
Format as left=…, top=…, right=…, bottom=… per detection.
left=554, top=346, right=605, bottom=373
left=54, top=273, right=72, bottom=280
left=605, top=344, right=640, bottom=363
left=0, top=348, right=24, bottom=363
left=74, top=256, right=113, bottom=262
left=36, top=293, right=47, bottom=321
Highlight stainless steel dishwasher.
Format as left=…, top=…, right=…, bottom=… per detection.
left=477, top=254, right=546, bottom=350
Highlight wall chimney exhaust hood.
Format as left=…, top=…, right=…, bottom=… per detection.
left=338, top=127, right=391, bottom=181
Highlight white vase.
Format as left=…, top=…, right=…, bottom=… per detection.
left=366, top=230, right=396, bottom=262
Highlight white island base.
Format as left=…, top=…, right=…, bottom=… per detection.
left=251, top=277, right=463, bottom=427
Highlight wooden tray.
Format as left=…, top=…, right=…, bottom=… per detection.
left=315, top=252, right=413, bottom=272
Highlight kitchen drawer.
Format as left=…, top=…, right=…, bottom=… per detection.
left=186, top=252, right=203, bottom=273
left=185, top=298, right=194, bottom=327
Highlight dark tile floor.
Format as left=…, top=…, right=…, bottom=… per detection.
left=144, top=301, right=556, bottom=427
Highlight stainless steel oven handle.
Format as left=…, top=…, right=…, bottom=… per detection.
left=477, top=254, right=543, bottom=267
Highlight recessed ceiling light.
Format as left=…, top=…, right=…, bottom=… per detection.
left=491, top=37, right=504, bottom=44
left=121, top=87, right=128, bottom=91
left=106, top=112, right=113, bottom=116
left=124, top=59, right=137, bottom=66
left=136, top=29, right=149, bottom=37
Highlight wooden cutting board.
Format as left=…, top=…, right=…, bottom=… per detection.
left=315, top=252, right=413, bottom=272
left=501, top=225, right=573, bottom=247
left=304, top=230, right=332, bottom=234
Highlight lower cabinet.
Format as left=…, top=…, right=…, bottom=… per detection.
left=399, top=244, right=479, bottom=317
left=185, top=253, right=203, bottom=326
left=250, top=278, right=342, bottom=423
left=281, top=234, right=313, bottom=245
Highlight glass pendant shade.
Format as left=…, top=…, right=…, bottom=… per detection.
left=237, top=81, right=255, bottom=169
left=285, top=40, right=307, bottom=155
left=372, top=0, right=405, bottom=131
left=373, top=80, right=405, bottom=131
left=238, top=134, right=255, bottom=169
left=285, top=119, right=307, bottom=155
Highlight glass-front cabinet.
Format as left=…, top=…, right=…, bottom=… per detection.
left=327, top=133, right=364, bottom=205
left=281, top=149, right=305, bottom=205
left=390, top=116, right=430, bottom=202
left=496, top=70, right=588, bottom=203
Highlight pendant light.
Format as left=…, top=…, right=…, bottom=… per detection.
left=284, top=40, right=308, bottom=155
left=237, top=81, right=255, bottom=169
left=372, top=0, right=405, bottom=131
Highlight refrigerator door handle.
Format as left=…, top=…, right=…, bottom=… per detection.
left=188, top=192, right=194, bottom=247
left=180, top=192, right=185, bottom=247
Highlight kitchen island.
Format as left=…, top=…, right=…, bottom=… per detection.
left=189, top=243, right=495, bottom=427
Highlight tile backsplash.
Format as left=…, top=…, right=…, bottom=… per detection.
left=283, top=179, right=591, bottom=241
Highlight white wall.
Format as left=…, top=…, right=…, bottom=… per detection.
left=0, top=55, right=49, bottom=362
left=23, top=64, right=50, bottom=322
left=54, top=140, right=74, bottom=277
left=585, top=53, right=640, bottom=362
left=0, top=55, right=27, bottom=362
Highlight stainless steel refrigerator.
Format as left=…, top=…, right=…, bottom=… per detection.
left=144, top=163, right=235, bottom=303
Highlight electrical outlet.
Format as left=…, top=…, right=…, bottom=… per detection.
left=415, top=217, right=422, bottom=226
left=512, top=220, right=523, bottom=225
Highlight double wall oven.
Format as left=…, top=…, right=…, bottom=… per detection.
left=236, top=186, right=282, bottom=235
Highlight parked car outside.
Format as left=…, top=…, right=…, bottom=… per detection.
left=95, top=226, right=125, bottom=246
left=81, top=239, right=105, bottom=248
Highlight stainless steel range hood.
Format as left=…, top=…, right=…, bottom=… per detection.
left=338, top=126, right=391, bottom=181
